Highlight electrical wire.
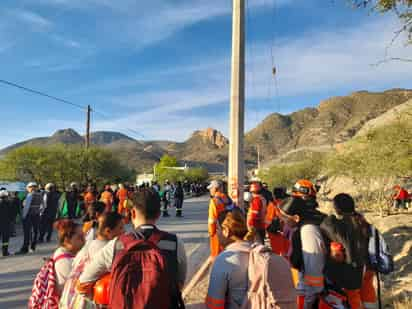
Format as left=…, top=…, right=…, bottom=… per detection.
left=0, top=78, right=86, bottom=111
left=268, top=0, right=281, bottom=113
left=0, top=78, right=146, bottom=140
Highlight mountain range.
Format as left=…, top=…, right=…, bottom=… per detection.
left=1, top=88, right=412, bottom=173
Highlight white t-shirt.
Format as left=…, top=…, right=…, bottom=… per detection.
left=53, top=247, right=75, bottom=295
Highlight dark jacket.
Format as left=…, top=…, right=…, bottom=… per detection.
left=66, top=189, right=79, bottom=208
left=0, top=197, right=13, bottom=224
left=320, top=213, right=370, bottom=290
left=43, top=191, right=60, bottom=218
left=174, top=186, right=184, bottom=200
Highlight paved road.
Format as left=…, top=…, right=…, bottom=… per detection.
left=0, top=196, right=209, bottom=309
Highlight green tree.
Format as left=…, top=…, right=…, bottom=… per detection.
left=153, top=155, right=210, bottom=184
left=154, top=155, right=181, bottom=184
left=353, top=0, right=412, bottom=45
left=184, top=167, right=209, bottom=183
left=0, top=145, right=134, bottom=189
left=258, top=155, right=324, bottom=189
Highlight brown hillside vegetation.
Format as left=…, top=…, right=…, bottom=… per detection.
left=246, top=89, right=412, bottom=165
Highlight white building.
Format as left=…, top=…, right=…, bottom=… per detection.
left=136, top=173, right=154, bottom=186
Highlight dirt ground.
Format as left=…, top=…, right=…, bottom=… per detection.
left=364, top=211, right=412, bottom=308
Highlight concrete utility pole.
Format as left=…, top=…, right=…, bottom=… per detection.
left=86, top=105, right=91, bottom=149
left=228, top=0, right=245, bottom=209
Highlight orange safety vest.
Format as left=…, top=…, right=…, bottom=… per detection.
left=208, top=193, right=230, bottom=257
left=247, top=194, right=267, bottom=230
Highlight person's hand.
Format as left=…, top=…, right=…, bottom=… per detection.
left=244, top=229, right=256, bottom=241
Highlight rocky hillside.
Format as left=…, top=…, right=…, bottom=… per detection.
left=1, top=88, right=412, bottom=173
left=246, top=89, right=412, bottom=165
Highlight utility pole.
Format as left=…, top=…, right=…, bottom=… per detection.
left=86, top=104, right=91, bottom=149
left=228, top=0, right=245, bottom=209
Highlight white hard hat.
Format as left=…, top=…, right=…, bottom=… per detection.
left=27, top=182, right=38, bottom=189
left=207, top=180, right=222, bottom=190
left=244, top=191, right=252, bottom=202
left=0, top=188, right=9, bottom=198
left=45, top=183, right=54, bottom=191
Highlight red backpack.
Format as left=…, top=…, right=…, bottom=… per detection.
left=29, top=253, right=74, bottom=309
left=109, top=230, right=182, bottom=309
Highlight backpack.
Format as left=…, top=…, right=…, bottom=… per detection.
left=368, top=225, right=394, bottom=274
left=240, top=244, right=296, bottom=309
left=109, top=231, right=184, bottom=309
left=214, top=195, right=236, bottom=212
left=60, top=245, right=97, bottom=309
left=29, top=253, right=74, bottom=309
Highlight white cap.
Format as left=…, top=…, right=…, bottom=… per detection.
left=45, top=183, right=54, bottom=191
left=207, top=180, right=222, bottom=190
left=70, top=182, right=77, bottom=188
left=27, top=182, right=38, bottom=189
left=0, top=188, right=8, bottom=198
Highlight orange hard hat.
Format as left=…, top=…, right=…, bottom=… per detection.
left=93, top=273, right=111, bottom=305
left=292, top=179, right=317, bottom=197
left=249, top=182, right=262, bottom=193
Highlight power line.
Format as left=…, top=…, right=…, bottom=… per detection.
left=0, top=78, right=86, bottom=111
left=0, top=78, right=146, bottom=139
left=269, top=0, right=281, bottom=113
left=92, top=109, right=146, bottom=139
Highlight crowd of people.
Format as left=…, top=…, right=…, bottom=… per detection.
left=0, top=180, right=203, bottom=257
left=206, top=179, right=392, bottom=309
left=0, top=177, right=397, bottom=308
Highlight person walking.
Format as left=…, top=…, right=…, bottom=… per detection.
left=17, top=182, right=44, bottom=255
left=100, top=185, right=114, bottom=212
left=116, top=183, right=129, bottom=217
left=320, top=193, right=374, bottom=309
left=52, top=220, right=85, bottom=296
left=9, top=191, right=21, bottom=238
left=0, top=188, right=13, bottom=256
left=66, top=182, right=79, bottom=219
left=84, top=186, right=96, bottom=213
left=39, top=183, right=60, bottom=243
left=60, top=212, right=124, bottom=309
left=174, top=181, right=184, bottom=217
left=162, top=181, right=172, bottom=217
left=77, top=188, right=187, bottom=308
left=206, top=209, right=296, bottom=309
left=207, top=180, right=232, bottom=258
left=245, top=182, right=268, bottom=244
left=279, top=197, right=326, bottom=309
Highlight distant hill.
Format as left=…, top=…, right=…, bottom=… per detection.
left=2, top=88, right=412, bottom=173
left=246, top=89, right=412, bottom=166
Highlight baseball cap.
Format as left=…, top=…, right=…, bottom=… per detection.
left=27, top=182, right=38, bottom=188
left=207, top=180, right=222, bottom=190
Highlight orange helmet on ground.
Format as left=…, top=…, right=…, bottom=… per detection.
left=249, top=182, right=262, bottom=193
left=292, top=179, right=317, bottom=198
left=93, top=273, right=111, bottom=305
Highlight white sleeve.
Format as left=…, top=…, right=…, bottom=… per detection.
left=55, top=257, right=74, bottom=293
left=79, top=239, right=116, bottom=284
left=300, top=225, right=326, bottom=309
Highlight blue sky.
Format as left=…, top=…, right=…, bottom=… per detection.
left=0, top=0, right=411, bottom=149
